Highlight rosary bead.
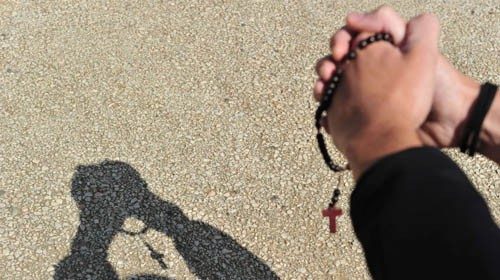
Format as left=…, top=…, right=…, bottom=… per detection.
left=347, top=51, right=356, bottom=60
left=368, top=36, right=376, bottom=43
left=332, top=75, right=340, bottom=83
left=322, top=89, right=330, bottom=98
left=325, top=89, right=333, bottom=98
left=383, top=33, right=391, bottom=41
left=334, top=189, right=341, bottom=196
left=323, top=95, right=332, bottom=104
left=375, top=33, right=383, bottom=41
left=320, top=97, right=328, bottom=107
left=359, top=40, right=368, bottom=49
left=328, top=82, right=336, bottom=89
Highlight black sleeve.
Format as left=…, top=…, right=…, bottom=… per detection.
left=350, top=147, right=500, bottom=280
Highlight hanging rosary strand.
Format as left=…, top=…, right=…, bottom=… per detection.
left=316, top=32, right=394, bottom=233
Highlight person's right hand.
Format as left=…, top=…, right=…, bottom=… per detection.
left=315, top=6, right=481, bottom=149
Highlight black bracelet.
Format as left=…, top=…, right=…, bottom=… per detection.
left=459, top=82, right=498, bottom=156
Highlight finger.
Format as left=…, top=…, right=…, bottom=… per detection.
left=403, top=13, right=440, bottom=56
left=330, top=27, right=353, bottom=61
left=313, top=79, right=325, bottom=102
left=346, top=5, right=406, bottom=46
left=315, top=58, right=337, bottom=81
left=315, top=55, right=331, bottom=75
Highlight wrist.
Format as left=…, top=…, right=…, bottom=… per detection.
left=345, top=127, right=424, bottom=181
left=452, top=75, right=480, bottom=145
left=440, top=60, right=481, bottom=147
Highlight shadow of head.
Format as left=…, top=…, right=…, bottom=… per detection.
left=71, top=160, right=182, bottom=219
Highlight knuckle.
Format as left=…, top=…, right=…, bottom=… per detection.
left=415, top=13, right=440, bottom=33
left=315, top=56, right=327, bottom=70
left=421, top=13, right=439, bottom=25
left=376, top=5, right=394, bottom=17
left=313, top=79, right=323, bottom=93
left=330, top=32, right=342, bottom=47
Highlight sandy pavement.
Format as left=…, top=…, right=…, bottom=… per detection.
left=1, top=1, right=498, bottom=279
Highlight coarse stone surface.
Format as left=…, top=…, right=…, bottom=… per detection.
left=0, top=1, right=498, bottom=279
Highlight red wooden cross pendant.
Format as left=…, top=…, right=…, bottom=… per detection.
left=322, top=207, right=342, bottom=233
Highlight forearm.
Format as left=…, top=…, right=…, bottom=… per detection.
left=351, top=147, right=500, bottom=279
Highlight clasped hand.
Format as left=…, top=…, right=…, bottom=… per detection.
left=314, top=9, right=442, bottom=179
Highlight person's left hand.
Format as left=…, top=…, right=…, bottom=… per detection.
left=313, top=14, right=440, bottom=180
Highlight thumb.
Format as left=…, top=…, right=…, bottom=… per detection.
left=402, top=13, right=440, bottom=58
left=403, top=13, right=441, bottom=125
left=403, top=13, right=440, bottom=93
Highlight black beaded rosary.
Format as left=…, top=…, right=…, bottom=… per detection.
left=316, top=32, right=394, bottom=233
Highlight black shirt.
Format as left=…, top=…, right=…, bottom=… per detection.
left=351, top=147, right=500, bottom=280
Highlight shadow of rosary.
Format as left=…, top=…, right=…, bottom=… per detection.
left=119, top=227, right=168, bottom=270
left=54, top=160, right=278, bottom=280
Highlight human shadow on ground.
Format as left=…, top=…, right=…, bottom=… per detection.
left=54, top=160, right=278, bottom=280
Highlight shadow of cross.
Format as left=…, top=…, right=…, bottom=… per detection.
left=54, top=160, right=279, bottom=280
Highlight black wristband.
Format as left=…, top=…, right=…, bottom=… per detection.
left=459, top=82, right=498, bottom=156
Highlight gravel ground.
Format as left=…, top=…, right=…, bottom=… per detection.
left=0, top=1, right=498, bottom=279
